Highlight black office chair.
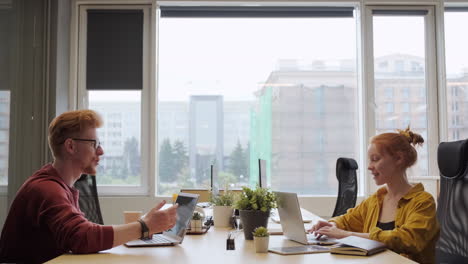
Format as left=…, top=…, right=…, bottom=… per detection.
left=74, top=174, right=104, bottom=225
left=332, top=157, right=358, bottom=217
left=436, top=139, right=468, bottom=264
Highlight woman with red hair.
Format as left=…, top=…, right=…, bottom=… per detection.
left=310, top=127, right=439, bottom=263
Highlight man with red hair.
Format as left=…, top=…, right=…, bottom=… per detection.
left=0, top=110, right=178, bottom=263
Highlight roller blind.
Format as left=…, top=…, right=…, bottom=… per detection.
left=86, top=9, right=143, bottom=90
left=160, top=6, right=354, bottom=18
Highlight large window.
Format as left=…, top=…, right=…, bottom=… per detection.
left=73, top=3, right=448, bottom=197
left=157, top=7, right=358, bottom=195
left=370, top=7, right=437, bottom=177
left=445, top=8, right=468, bottom=141
left=75, top=6, right=150, bottom=195
left=89, top=91, right=142, bottom=186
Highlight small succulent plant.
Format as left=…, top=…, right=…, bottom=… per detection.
left=253, top=226, right=269, bottom=237
left=192, top=212, right=202, bottom=220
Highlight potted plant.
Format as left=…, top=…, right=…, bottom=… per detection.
left=234, top=186, right=276, bottom=240
left=211, top=188, right=237, bottom=228
left=253, top=226, right=270, bottom=253
left=190, top=212, right=203, bottom=232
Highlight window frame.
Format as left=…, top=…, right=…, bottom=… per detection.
left=69, top=1, right=447, bottom=200
left=71, top=3, right=153, bottom=195
left=155, top=1, right=363, bottom=196
left=363, top=5, right=442, bottom=194
left=0, top=3, right=13, bottom=194
left=443, top=4, right=468, bottom=142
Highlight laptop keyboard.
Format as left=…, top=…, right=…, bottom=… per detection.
left=143, top=235, right=172, bottom=244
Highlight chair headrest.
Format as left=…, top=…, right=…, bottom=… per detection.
left=336, top=158, right=358, bottom=182
left=437, top=139, right=468, bottom=179
left=337, top=157, right=358, bottom=170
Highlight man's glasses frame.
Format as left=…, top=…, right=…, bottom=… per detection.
left=71, top=138, right=101, bottom=150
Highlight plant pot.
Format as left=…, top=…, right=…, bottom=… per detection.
left=190, top=219, right=203, bottom=232
left=254, top=236, right=269, bottom=253
left=239, top=210, right=269, bottom=240
left=213, top=206, right=234, bottom=227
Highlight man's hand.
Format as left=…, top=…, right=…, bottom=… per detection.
left=142, top=200, right=178, bottom=235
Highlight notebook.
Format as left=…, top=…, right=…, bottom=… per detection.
left=269, top=245, right=330, bottom=255
left=125, top=192, right=199, bottom=247
left=330, top=236, right=386, bottom=256
left=274, top=191, right=337, bottom=245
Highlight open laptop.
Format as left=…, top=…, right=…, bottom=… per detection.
left=270, top=208, right=313, bottom=223
left=274, top=191, right=337, bottom=245
left=125, top=192, right=199, bottom=247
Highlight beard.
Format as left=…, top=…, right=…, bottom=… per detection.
left=83, top=163, right=97, bottom=175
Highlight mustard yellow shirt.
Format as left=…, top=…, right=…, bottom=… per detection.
left=330, top=183, right=439, bottom=264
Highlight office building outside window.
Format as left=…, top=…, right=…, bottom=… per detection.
left=89, top=91, right=142, bottom=186
left=445, top=9, right=468, bottom=141
left=157, top=7, right=358, bottom=195
left=76, top=8, right=148, bottom=193
left=372, top=13, right=429, bottom=177
left=402, top=87, right=410, bottom=98
left=402, top=103, right=410, bottom=113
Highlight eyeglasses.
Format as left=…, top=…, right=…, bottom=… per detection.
left=71, top=138, right=101, bottom=150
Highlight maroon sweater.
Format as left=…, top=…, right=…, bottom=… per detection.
left=0, top=164, right=114, bottom=263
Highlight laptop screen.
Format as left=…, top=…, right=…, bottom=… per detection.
left=165, top=193, right=199, bottom=238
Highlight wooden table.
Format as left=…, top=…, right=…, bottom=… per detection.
left=47, top=226, right=416, bottom=264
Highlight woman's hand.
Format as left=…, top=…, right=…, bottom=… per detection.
left=314, top=226, right=351, bottom=239
left=308, top=220, right=336, bottom=233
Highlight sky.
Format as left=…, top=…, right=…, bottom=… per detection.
left=444, top=12, right=468, bottom=76
left=91, top=12, right=468, bottom=102
left=158, top=17, right=356, bottom=101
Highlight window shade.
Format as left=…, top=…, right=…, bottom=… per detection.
left=160, top=6, right=354, bottom=18
left=445, top=7, right=468, bottom=12
left=372, top=10, right=428, bottom=16
left=86, top=10, right=143, bottom=90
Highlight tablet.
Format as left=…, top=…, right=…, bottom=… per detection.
left=268, top=245, right=330, bottom=255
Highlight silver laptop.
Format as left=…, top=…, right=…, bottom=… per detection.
left=270, top=208, right=313, bottom=223
left=274, top=191, right=337, bottom=245
left=125, top=192, right=199, bottom=247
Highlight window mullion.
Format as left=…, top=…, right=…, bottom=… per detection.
left=363, top=6, right=376, bottom=196
left=424, top=7, right=440, bottom=178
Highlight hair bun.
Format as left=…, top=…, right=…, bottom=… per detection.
left=397, top=126, right=424, bottom=147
